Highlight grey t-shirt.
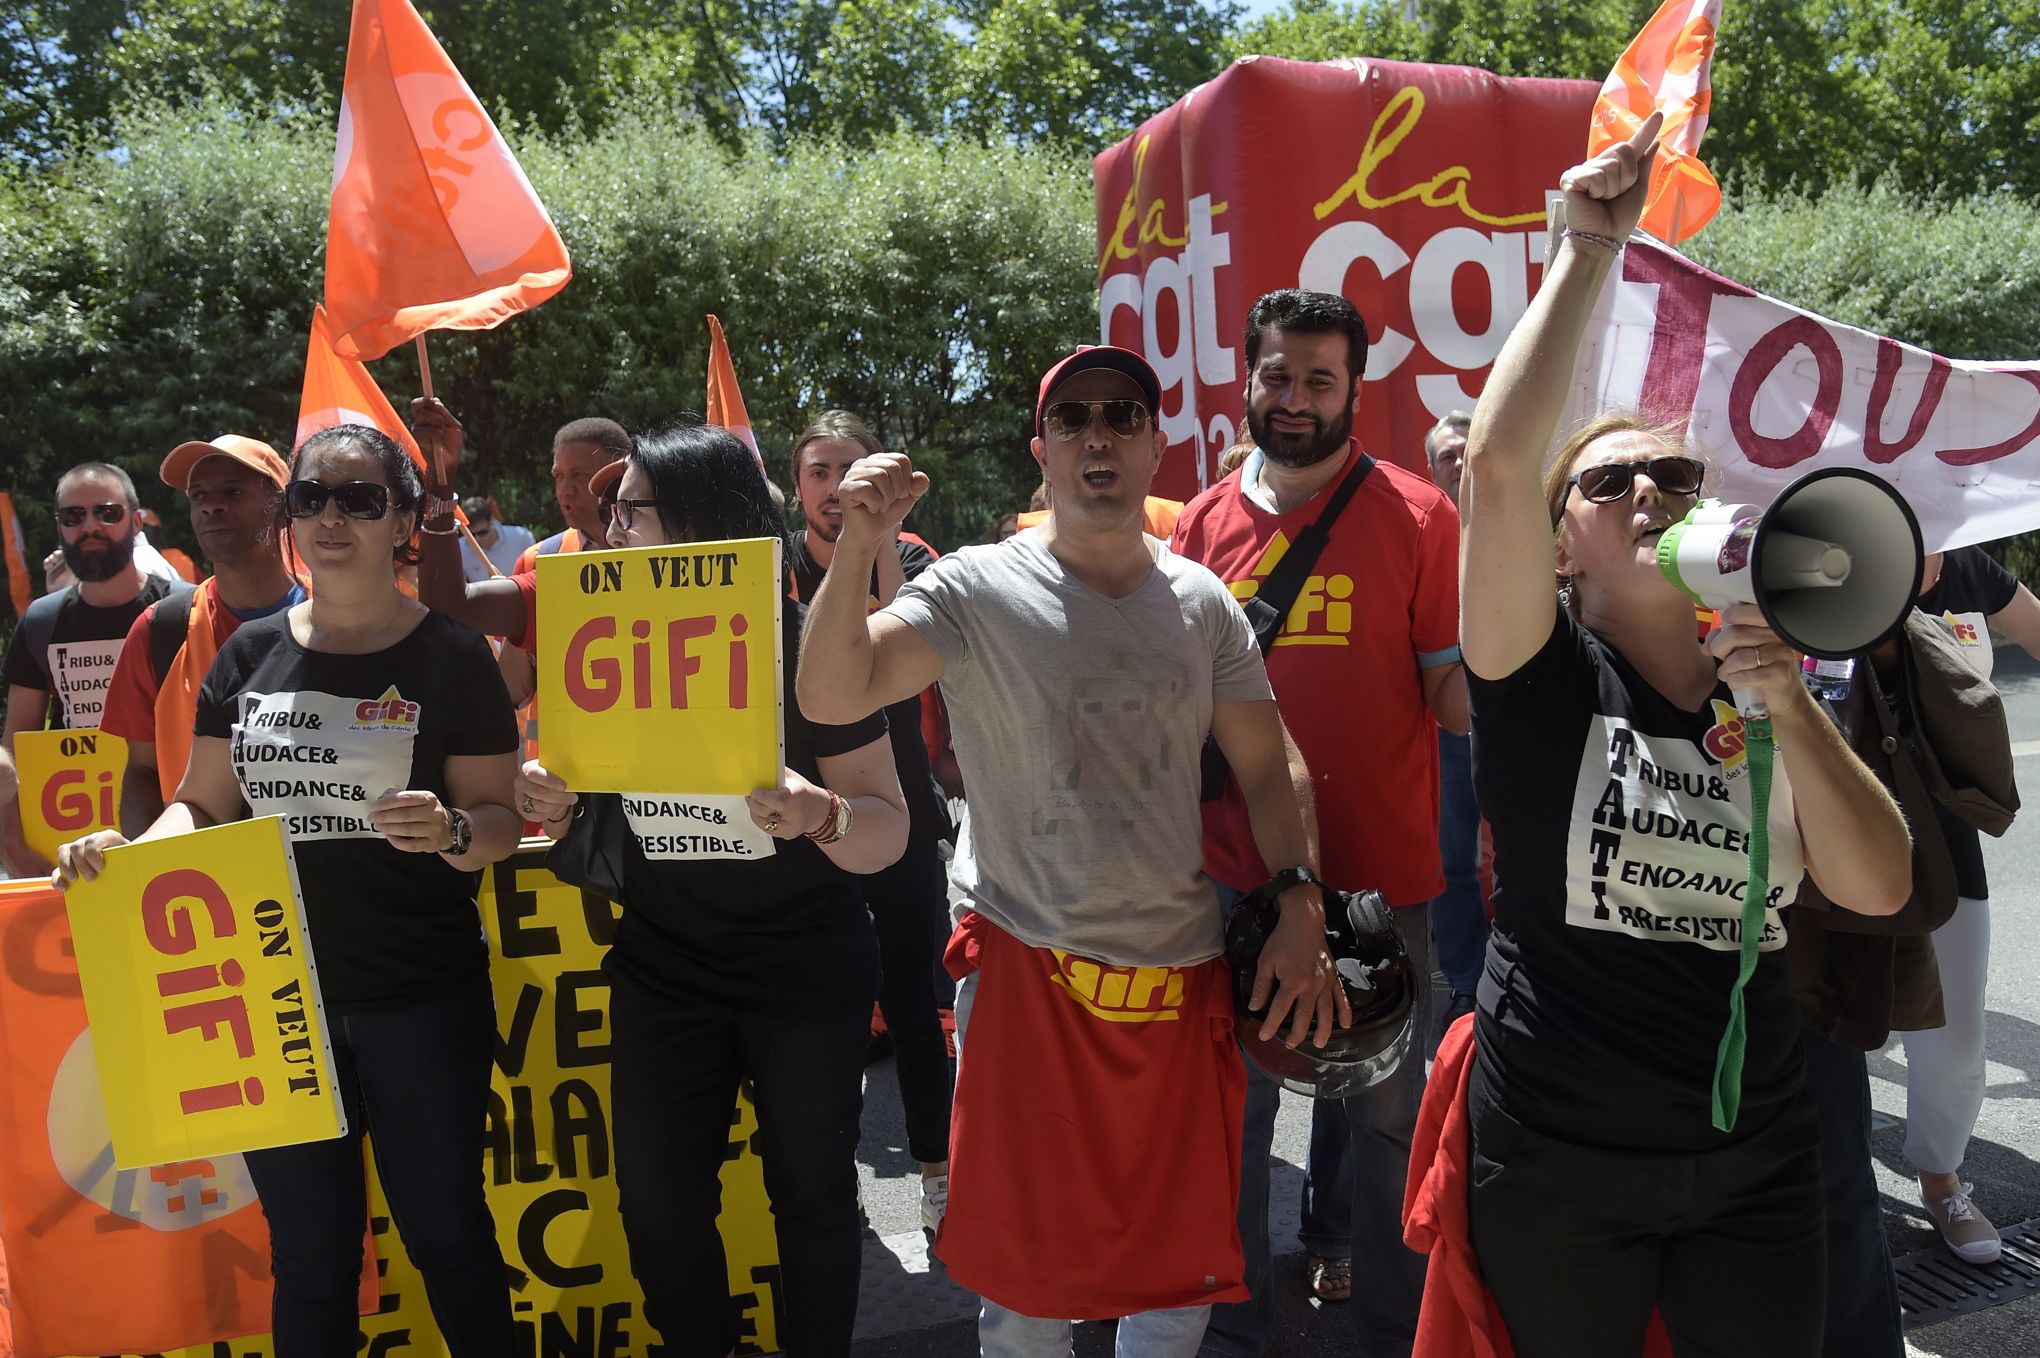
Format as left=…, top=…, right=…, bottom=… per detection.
left=881, top=531, right=1273, bottom=966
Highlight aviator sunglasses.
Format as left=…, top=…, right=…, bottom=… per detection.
left=1565, top=455, right=1705, bottom=505
left=55, top=503, right=129, bottom=528
left=1042, top=399, right=1152, bottom=441
left=284, top=479, right=392, bottom=520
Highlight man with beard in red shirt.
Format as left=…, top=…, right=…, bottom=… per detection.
left=1173, top=290, right=1465, bottom=1358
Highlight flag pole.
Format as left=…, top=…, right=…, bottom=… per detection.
left=415, top=335, right=435, bottom=400
left=457, top=520, right=504, bottom=576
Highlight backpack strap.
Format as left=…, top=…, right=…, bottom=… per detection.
left=148, top=593, right=195, bottom=687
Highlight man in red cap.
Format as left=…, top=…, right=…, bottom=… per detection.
left=798, top=345, right=1346, bottom=1354
left=99, top=434, right=303, bottom=831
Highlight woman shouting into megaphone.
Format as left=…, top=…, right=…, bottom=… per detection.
left=1451, top=111, right=1910, bottom=1358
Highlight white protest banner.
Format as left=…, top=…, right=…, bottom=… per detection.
left=1560, top=234, right=2040, bottom=553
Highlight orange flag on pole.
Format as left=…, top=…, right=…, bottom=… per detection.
left=705, top=315, right=766, bottom=474
left=299, top=305, right=429, bottom=475
left=325, top=0, right=572, bottom=361
left=0, top=493, right=30, bottom=618
left=1589, top=0, right=1722, bottom=248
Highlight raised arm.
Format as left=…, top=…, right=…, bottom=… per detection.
left=411, top=396, right=530, bottom=636
left=1460, top=114, right=1661, bottom=680
left=797, top=452, right=946, bottom=725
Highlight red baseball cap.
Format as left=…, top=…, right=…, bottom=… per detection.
left=1035, top=345, right=1163, bottom=435
left=161, top=435, right=289, bottom=491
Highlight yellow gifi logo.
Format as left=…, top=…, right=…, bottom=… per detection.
left=1049, top=951, right=1188, bottom=1023
left=1228, top=531, right=1354, bottom=645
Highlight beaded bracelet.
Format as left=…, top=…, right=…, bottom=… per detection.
left=1562, top=226, right=1624, bottom=254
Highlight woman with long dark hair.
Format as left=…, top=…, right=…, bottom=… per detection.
left=516, top=423, right=909, bottom=1358
left=1455, top=119, right=1911, bottom=1354
left=56, top=424, right=524, bottom=1356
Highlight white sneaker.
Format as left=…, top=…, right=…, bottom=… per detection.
left=920, top=1173, right=949, bottom=1235
left=1925, top=1181, right=2002, bottom=1265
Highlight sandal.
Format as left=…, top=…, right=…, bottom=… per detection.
left=1308, top=1254, right=1352, bottom=1303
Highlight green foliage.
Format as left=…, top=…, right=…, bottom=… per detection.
left=0, top=94, right=1095, bottom=602
left=1224, top=0, right=1423, bottom=63
left=3, top=0, right=1238, bottom=163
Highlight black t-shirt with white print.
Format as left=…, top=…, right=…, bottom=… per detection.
left=1468, top=609, right=1808, bottom=1152
left=195, top=609, right=519, bottom=1012
left=2, top=577, right=184, bottom=729
left=1912, top=546, right=2021, bottom=899
left=610, top=602, right=889, bottom=1008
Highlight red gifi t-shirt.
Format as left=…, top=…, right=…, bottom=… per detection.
left=1172, top=447, right=1461, bottom=906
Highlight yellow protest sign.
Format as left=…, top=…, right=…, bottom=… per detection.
left=120, top=847, right=784, bottom=1358
left=14, top=727, right=125, bottom=863
left=537, top=538, right=784, bottom=794
left=62, top=816, right=345, bottom=1169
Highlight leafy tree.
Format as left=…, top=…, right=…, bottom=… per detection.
left=1223, top=0, right=1422, bottom=63
left=0, top=94, right=1098, bottom=611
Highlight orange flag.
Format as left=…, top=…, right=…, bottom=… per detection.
left=299, top=305, right=429, bottom=475
left=325, top=0, right=571, bottom=361
left=706, top=315, right=765, bottom=474
left=0, top=493, right=30, bottom=618
left=1589, top=0, right=1722, bottom=247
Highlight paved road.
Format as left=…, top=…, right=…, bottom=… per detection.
left=848, top=649, right=2040, bottom=1356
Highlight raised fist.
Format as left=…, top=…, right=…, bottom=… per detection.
left=836, top=452, right=929, bottom=550
left=1558, top=110, right=1662, bottom=246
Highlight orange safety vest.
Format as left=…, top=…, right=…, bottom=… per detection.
left=1014, top=495, right=1183, bottom=538
left=150, top=584, right=222, bottom=802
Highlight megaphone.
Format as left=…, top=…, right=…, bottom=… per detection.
left=1657, top=467, right=1923, bottom=714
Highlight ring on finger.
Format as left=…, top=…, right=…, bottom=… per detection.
left=520, top=795, right=535, bottom=816
left=763, top=814, right=780, bottom=833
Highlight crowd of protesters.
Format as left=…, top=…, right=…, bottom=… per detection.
left=6, top=127, right=2034, bottom=1358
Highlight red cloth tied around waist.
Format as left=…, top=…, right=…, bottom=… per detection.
left=937, top=911, right=1248, bottom=1319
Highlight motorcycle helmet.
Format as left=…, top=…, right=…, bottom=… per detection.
left=1224, top=872, right=1416, bottom=1098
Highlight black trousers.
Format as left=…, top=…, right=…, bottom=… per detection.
left=1468, top=1069, right=1827, bottom=1358
left=863, top=832, right=955, bottom=1164
left=609, top=962, right=872, bottom=1358
left=1800, top=1029, right=1904, bottom=1358
left=243, top=974, right=512, bottom=1358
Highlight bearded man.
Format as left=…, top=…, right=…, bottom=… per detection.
left=1171, top=289, right=1467, bottom=1358
left=2, top=462, right=189, bottom=875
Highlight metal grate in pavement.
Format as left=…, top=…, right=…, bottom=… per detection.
left=1894, top=1217, right=2040, bottom=1329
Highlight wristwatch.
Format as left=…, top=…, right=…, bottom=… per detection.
left=444, top=807, right=474, bottom=856
left=1267, top=865, right=1323, bottom=895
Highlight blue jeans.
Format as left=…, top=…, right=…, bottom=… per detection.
left=242, top=974, right=512, bottom=1358
left=981, top=1300, right=1211, bottom=1357
left=1801, top=1029, right=1903, bottom=1358
left=1203, top=892, right=1431, bottom=1358
left=1428, top=730, right=1486, bottom=996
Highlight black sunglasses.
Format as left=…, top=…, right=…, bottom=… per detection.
left=284, top=480, right=391, bottom=520
left=55, top=503, right=128, bottom=528
left=1043, top=400, right=1152, bottom=441
left=1566, top=456, right=1705, bottom=505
